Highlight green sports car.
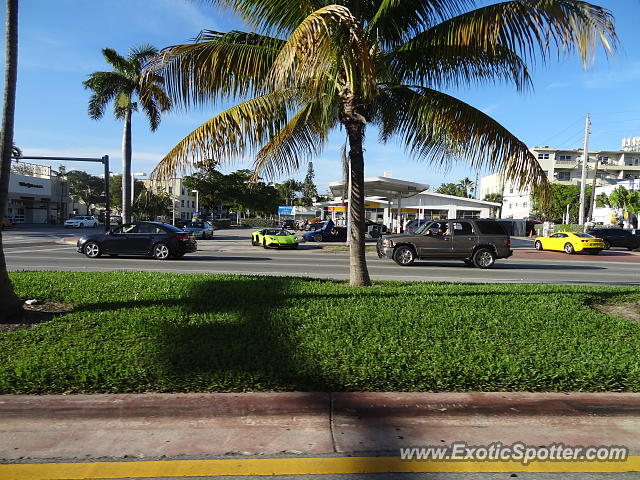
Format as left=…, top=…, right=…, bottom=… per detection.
left=251, top=228, right=299, bottom=249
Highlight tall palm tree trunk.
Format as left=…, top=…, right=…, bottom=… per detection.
left=121, top=108, right=132, bottom=223
left=346, top=123, right=371, bottom=286
left=0, top=0, right=23, bottom=320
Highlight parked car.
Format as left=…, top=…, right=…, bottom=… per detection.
left=534, top=232, right=604, bottom=255
left=109, top=215, right=123, bottom=226
left=65, top=215, right=99, bottom=228
left=377, top=219, right=512, bottom=268
left=586, top=228, right=640, bottom=251
left=302, top=219, right=348, bottom=242
left=251, top=228, right=298, bottom=249
left=281, top=219, right=296, bottom=230
left=183, top=221, right=214, bottom=239
left=76, top=221, right=197, bottom=260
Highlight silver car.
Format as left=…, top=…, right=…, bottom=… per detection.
left=182, top=221, right=214, bottom=239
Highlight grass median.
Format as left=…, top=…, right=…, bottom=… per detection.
left=2, top=271, right=640, bottom=393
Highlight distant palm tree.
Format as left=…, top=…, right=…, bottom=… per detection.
left=83, top=45, right=170, bottom=223
left=150, top=1, right=616, bottom=286
left=277, top=179, right=303, bottom=205
left=0, top=0, right=23, bottom=320
left=459, top=177, right=475, bottom=198
left=483, top=192, right=504, bottom=218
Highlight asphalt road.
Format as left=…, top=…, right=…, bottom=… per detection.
left=4, top=226, right=640, bottom=285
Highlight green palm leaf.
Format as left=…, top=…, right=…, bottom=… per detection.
left=151, top=30, right=285, bottom=107
left=377, top=85, right=548, bottom=196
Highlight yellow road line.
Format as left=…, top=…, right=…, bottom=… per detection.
left=1, top=456, right=639, bottom=479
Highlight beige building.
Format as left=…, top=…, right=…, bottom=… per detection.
left=480, top=143, right=640, bottom=219
left=141, top=178, right=198, bottom=221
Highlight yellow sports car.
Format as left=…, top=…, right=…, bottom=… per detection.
left=534, top=232, right=604, bottom=255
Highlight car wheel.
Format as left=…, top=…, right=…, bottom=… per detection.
left=534, top=240, right=543, bottom=251
left=313, top=233, right=323, bottom=242
left=393, top=246, right=415, bottom=266
left=92, top=222, right=97, bottom=228
left=263, top=239, right=269, bottom=249
left=84, top=241, right=101, bottom=258
left=473, top=248, right=495, bottom=269
left=251, top=237, right=258, bottom=246
left=79, top=223, right=84, bottom=228
left=564, top=242, right=575, bottom=254
left=603, top=240, right=611, bottom=250
left=153, top=243, right=171, bottom=260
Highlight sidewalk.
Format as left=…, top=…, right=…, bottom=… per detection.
left=2, top=392, right=640, bottom=461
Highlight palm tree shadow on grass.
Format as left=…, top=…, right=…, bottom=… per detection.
left=149, top=276, right=340, bottom=391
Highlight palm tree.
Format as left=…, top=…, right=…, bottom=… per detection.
left=276, top=178, right=303, bottom=205
left=483, top=192, right=504, bottom=218
left=0, top=0, right=22, bottom=320
left=150, top=1, right=616, bottom=286
left=83, top=45, right=170, bottom=223
left=459, top=177, right=475, bottom=198
left=599, top=186, right=640, bottom=228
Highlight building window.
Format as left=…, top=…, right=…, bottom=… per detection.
left=537, top=153, right=550, bottom=160
left=168, top=186, right=173, bottom=194
left=192, top=201, right=195, bottom=208
left=181, top=188, right=185, bottom=195
left=457, top=210, right=481, bottom=219
left=557, top=171, right=570, bottom=181
left=523, top=202, right=528, bottom=208
left=181, top=200, right=184, bottom=207
left=598, top=156, right=609, bottom=165
left=558, top=155, right=572, bottom=161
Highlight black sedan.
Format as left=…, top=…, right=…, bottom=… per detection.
left=77, top=222, right=197, bottom=260
left=587, top=228, right=640, bottom=251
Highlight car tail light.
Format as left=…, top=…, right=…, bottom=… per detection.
left=507, top=239, right=511, bottom=248
left=176, top=234, right=189, bottom=241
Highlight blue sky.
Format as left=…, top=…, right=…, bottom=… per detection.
left=3, top=0, right=640, bottom=196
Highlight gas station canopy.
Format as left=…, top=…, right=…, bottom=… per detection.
left=329, top=176, right=428, bottom=200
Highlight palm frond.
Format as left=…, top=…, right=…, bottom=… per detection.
left=386, top=43, right=532, bottom=92
left=150, top=30, right=285, bottom=108
left=253, top=97, right=336, bottom=180
left=376, top=86, right=549, bottom=198
left=151, top=91, right=296, bottom=181
left=83, top=71, right=133, bottom=119
left=402, top=0, right=616, bottom=68
left=205, top=0, right=322, bottom=36
left=268, top=5, right=376, bottom=100
left=102, top=48, right=132, bottom=76
left=367, top=0, right=474, bottom=47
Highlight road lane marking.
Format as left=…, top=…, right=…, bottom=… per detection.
left=2, top=456, right=640, bottom=479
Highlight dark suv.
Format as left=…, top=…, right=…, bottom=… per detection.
left=586, top=228, right=640, bottom=251
left=377, top=219, right=512, bottom=268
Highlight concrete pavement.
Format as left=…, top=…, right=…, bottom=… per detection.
left=3, top=392, right=640, bottom=459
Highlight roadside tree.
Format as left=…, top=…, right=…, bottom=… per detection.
left=83, top=45, right=170, bottom=223
left=150, top=0, right=616, bottom=286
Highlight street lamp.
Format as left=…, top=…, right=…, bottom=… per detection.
left=191, top=189, right=199, bottom=216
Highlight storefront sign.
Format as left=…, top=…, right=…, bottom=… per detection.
left=278, top=206, right=294, bottom=215
left=18, top=181, right=44, bottom=189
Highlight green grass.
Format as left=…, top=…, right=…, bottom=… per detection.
left=2, top=271, right=640, bottom=393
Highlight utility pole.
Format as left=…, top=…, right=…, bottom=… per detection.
left=586, top=157, right=600, bottom=225
left=578, top=114, right=591, bottom=225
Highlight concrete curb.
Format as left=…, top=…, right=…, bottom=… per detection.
left=2, top=392, right=640, bottom=461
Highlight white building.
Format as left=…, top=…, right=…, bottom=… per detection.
left=480, top=143, right=640, bottom=219
left=7, top=161, right=69, bottom=223
left=141, top=178, right=198, bottom=221
left=321, top=175, right=499, bottom=231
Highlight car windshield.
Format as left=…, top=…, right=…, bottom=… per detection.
left=186, top=222, right=204, bottom=228
left=574, top=233, right=594, bottom=238
left=415, top=222, right=438, bottom=235
left=266, top=229, right=291, bottom=236
left=70, top=216, right=83, bottom=220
